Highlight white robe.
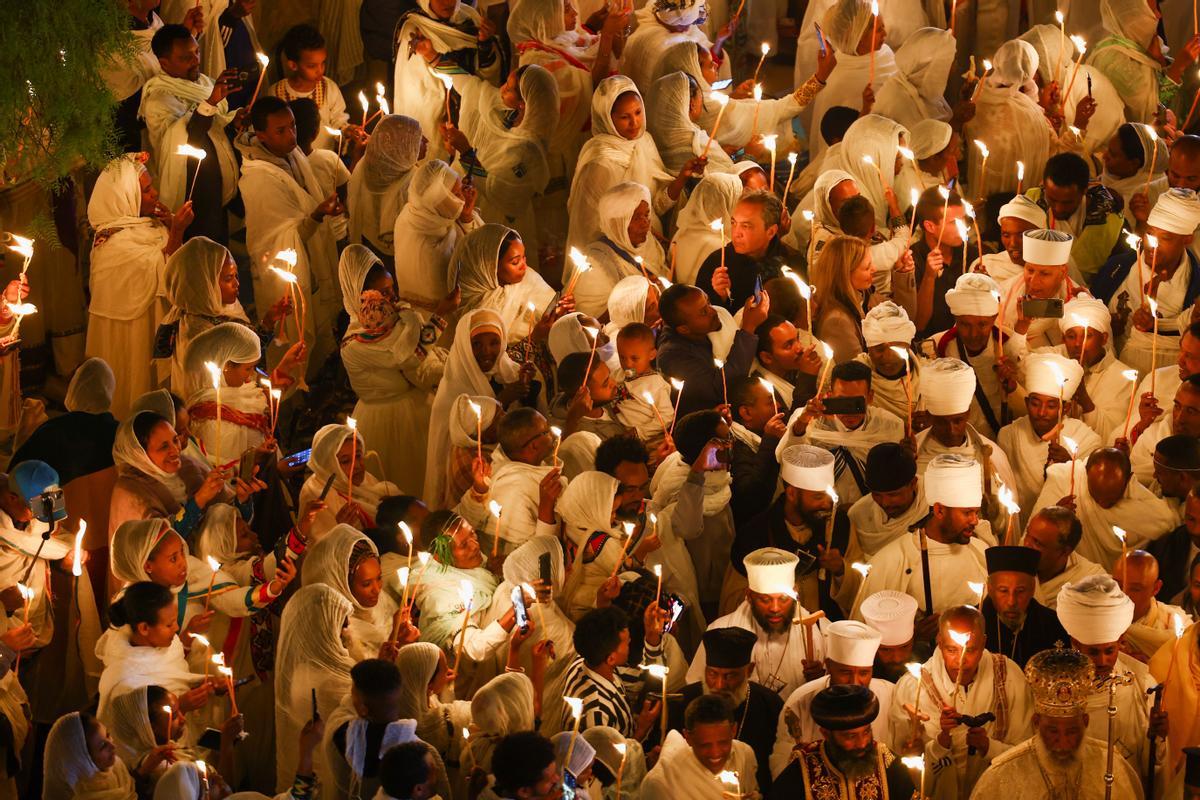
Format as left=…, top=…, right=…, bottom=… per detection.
left=1107, top=252, right=1191, bottom=375
left=847, top=482, right=929, bottom=559
left=641, top=730, right=759, bottom=800
left=854, top=352, right=924, bottom=427
left=1037, top=345, right=1135, bottom=444
left=1033, top=551, right=1107, bottom=609
left=1080, top=653, right=1164, bottom=779
left=854, top=528, right=992, bottom=618
left=996, top=416, right=1101, bottom=518
left=969, top=736, right=1143, bottom=800
left=921, top=329, right=1029, bottom=441
left=808, top=48, right=897, bottom=161
left=779, top=406, right=906, bottom=507
left=686, top=600, right=826, bottom=701
left=912, top=426, right=1017, bottom=534
left=769, top=675, right=896, bottom=778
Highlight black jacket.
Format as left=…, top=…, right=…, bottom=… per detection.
left=695, top=239, right=788, bottom=310
left=657, top=327, right=758, bottom=418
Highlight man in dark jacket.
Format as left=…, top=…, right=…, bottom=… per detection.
left=696, top=190, right=789, bottom=310
left=728, top=376, right=787, bottom=525
left=979, top=546, right=1067, bottom=667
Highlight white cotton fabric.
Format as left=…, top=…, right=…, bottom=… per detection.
left=113, top=408, right=188, bottom=506
left=744, top=547, right=801, bottom=594
left=920, top=357, right=976, bottom=416
left=65, top=358, right=115, bottom=414
left=302, top=422, right=401, bottom=527
left=907, top=119, right=951, bottom=161
left=826, top=115, right=906, bottom=227
left=1148, top=188, right=1200, bottom=235
left=182, top=322, right=266, bottom=466
left=872, top=28, right=955, bottom=129
left=453, top=223, right=555, bottom=341
left=96, top=625, right=202, bottom=742
left=923, top=454, right=982, bottom=508
left=394, top=159, right=471, bottom=308
left=824, top=620, right=881, bottom=666
left=43, top=713, right=138, bottom=800
left=100, top=15, right=162, bottom=102
left=396, top=642, right=463, bottom=753
left=648, top=72, right=735, bottom=175
left=547, top=313, right=615, bottom=369
left=998, top=195, right=1047, bottom=229
left=1091, top=0, right=1164, bottom=123
left=573, top=182, right=667, bottom=317
left=1024, top=352, right=1084, bottom=398
left=348, top=115, right=424, bottom=254
left=1102, top=124, right=1168, bottom=222
left=858, top=589, right=917, bottom=645
left=607, top=276, right=657, bottom=334
left=1059, top=297, right=1112, bottom=335
left=779, top=444, right=836, bottom=490
left=861, top=301, right=915, bottom=347
left=1056, top=574, right=1135, bottom=644
left=670, top=172, right=744, bottom=285
left=1023, top=229, right=1074, bottom=265
left=945, top=272, right=1001, bottom=317
left=302, top=523, right=397, bottom=661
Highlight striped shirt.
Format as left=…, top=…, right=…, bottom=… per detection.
left=561, top=640, right=665, bottom=737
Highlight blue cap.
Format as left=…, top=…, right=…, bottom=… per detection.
left=8, top=461, right=66, bottom=523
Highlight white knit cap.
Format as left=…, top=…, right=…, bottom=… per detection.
left=923, top=454, right=982, bottom=508
left=824, top=620, right=881, bottom=667
left=1147, top=188, right=1200, bottom=235
left=860, top=590, right=918, bottom=646
left=745, top=547, right=800, bottom=595
left=908, top=119, right=953, bottom=160
left=1022, top=229, right=1074, bottom=266
left=1058, top=296, right=1112, bottom=335
left=998, top=194, right=1047, bottom=228
left=780, top=444, right=835, bottom=491
left=862, top=301, right=917, bottom=347
left=1024, top=352, right=1084, bottom=399
left=945, top=272, right=1001, bottom=318
left=1056, top=575, right=1135, bottom=645
left=921, top=358, right=976, bottom=416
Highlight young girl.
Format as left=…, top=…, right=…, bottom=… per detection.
left=298, top=423, right=403, bottom=539
left=269, top=25, right=354, bottom=151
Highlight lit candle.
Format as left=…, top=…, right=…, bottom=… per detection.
left=969, top=59, right=991, bottom=102
left=8, top=236, right=33, bottom=282
left=1016, top=161, right=1025, bottom=194
left=71, top=520, right=85, bottom=578
left=752, top=42, right=771, bottom=83
left=204, top=361, right=222, bottom=464
left=718, top=769, right=742, bottom=799
left=1063, top=35, right=1087, bottom=101
left=345, top=417, right=358, bottom=498
left=204, top=555, right=221, bottom=611
left=268, top=249, right=304, bottom=342
left=218, top=663, right=238, bottom=715
left=782, top=151, right=799, bottom=200
left=641, top=663, right=670, bottom=742
left=901, top=754, right=926, bottom=800
left=467, top=399, right=483, bottom=464
left=614, top=741, right=628, bottom=800
left=611, top=521, right=637, bottom=580
left=701, top=92, right=730, bottom=158
left=1062, top=435, right=1079, bottom=496
left=1142, top=126, right=1160, bottom=198
left=973, top=139, right=989, bottom=198
left=17, top=583, right=33, bottom=623
left=750, top=84, right=762, bottom=137
left=868, top=0, right=880, bottom=86
left=405, top=551, right=432, bottom=614
left=397, top=567, right=410, bottom=618
left=1125, top=230, right=1145, bottom=305
left=763, top=134, right=777, bottom=191
left=816, top=341, right=835, bottom=391
left=453, top=579, right=474, bottom=669
left=963, top=199, right=984, bottom=269
left=819, top=486, right=838, bottom=580
left=955, top=218, right=970, bottom=271
left=437, top=74, right=454, bottom=120
left=247, top=52, right=270, bottom=108
left=967, top=580, right=985, bottom=607
left=488, top=499, right=503, bottom=558
left=934, top=185, right=952, bottom=250
left=890, top=346, right=912, bottom=434
left=462, top=728, right=475, bottom=773
left=358, top=91, right=369, bottom=126
left=758, top=377, right=778, bottom=417
left=175, top=144, right=207, bottom=203
left=797, top=272, right=814, bottom=336
left=669, top=378, right=685, bottom=435
left=948, top=628, right=971, bottom=703
left=1054, top=11, right=1066, bottom=79
left=551, top=425, right=563, bottom=464
left=522, top=581, right=549, bottom=637
left=1164, top=613, right=1187, bottom=685
left=1121, top=369, right=1140, bottom=440
left=641, top=390, right=669, bottom=431
left=4, top=301, right=36, bottom=346
left=905, top=663, right=924, bottom=742
left=197, top=760, right=210, bottom=798
left=710, top=219, right=727, bottom=277
left=1113, top=526, right=1128, bottom=583
left=1149, top=294, right=1160, bottom=392
left=400, top=520, right=414, bottom=597
left=270, top=389, right=281, bottom=436
left=654, top=564, right=663, bottom=604
left=583, top=325, right=602, bottom=377
left=563, top=248, right=590, bottom=297
left=324, top=126, right=344, bottom=157
left=862, top=154, right=888, bottom=191
left=997, top=482, right=1020, bottom=545
left=193, top=633, right=211, bottom=678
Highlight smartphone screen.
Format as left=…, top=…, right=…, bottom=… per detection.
left=711, top=78, right=733, bottom=90
left=511, top=586, right=530, bottom=633
left=815, top=23, right=827, bottom=56
left=283, top=448, right=312, bottom=468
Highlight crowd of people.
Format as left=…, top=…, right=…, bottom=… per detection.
left=4, top=0, right=1200, bottom=797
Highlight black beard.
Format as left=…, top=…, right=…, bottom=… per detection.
left=826, top=740, right=877, bottom=780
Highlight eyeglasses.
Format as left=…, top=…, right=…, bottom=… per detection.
left=516, top=427, right=553, bottom=451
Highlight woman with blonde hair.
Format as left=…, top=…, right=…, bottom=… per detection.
left=811, top=235, right=876, bottom=364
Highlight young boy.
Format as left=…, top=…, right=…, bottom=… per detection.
left=270, top=24, right=358, bottom=152
left=289, top=98, right=351, bottom=243
left=325, top=659, right=419, bottom=800
left=613, top=323, right=674, bottom=452
left=552, top=352, right=626, bottom=442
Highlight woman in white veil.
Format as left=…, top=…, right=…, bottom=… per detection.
left=1088, top=0, right=1194, bottom=124
left=43, top=712, right=139, bottom=800
left=298, top=423, right=403, bottom=539
left=575, top=182, right=668, bottom=318
left=669, top=171, right=743, bottom=285
left=453, top=223, right=559, bottom=344
left=347, top=115, right=427, bottom=258
left=395, top=642, right=472, bottom=764
left=871, top=27, right=956, bottom=130
left=648, top=71, right=736, bottom=175
left=605, top=275, right=661, bottom=337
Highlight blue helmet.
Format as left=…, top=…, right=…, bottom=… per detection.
left=8, top=460, right=67, bottom=523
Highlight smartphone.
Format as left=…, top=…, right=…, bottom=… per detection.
left=282, top=448, right=311, bottom=469
left=311, top=688, right=319, bottom=721
left=753, top=274, right=763, bottom=305
left=1086, top=74, right=1093, bottom=98
left=197, top=728, right=222, bottom=750
left=238, top=449, right=257, bottom=483
left=710, top=78, right=733, bottom=90
left=823, top=396, right=867, bottom=415
left=542, top=290, right=562, bottom=317
left=706, top=438, right=732, bottom=467
left=1021, top=298, right=1064, bottom=319
left=538, top=553, right=552, bottom=588
left=512, top=585, right=530, bottom=634
left=318, top=472, right=337, bottom=501
left=815, top=23, right=827, bottom=57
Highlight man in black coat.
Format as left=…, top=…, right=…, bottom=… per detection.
left=980, top=545, right=1067, bottom=667
left=695, top=191, right=789, bottom=310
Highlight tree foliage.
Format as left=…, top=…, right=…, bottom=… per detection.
left=0, top=0, right=130, bottom=185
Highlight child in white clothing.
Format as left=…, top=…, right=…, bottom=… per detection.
left=269, top=24, right=360, bottom=152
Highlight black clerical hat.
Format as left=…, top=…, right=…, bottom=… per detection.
left=864, top=443, right=916, bottom=492
left=1186, top=747, right=1200, bottom=789
left=985, top=545, right=1039, bottom=576
left=1154, top=435, right=1200, bottom=472
left=702, top=628, right=757, bottom=669
left=811, top=684, right=879, bottom=731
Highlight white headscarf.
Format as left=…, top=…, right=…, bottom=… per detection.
left=453, top=223, right=555, bottom=339
left=472, top=672, right=536, bottom=736
left=348, top=114, right=425, bottom=252
left=670, top=172, right=744, bottom=285
left=43, top=713, right=137, bottom=800
left=827, top=115, right=906, bottom=227
left=301, top=523, right=378, bottom=613
left=105, top=686, right=163, bottom=768
left=461, top=64, right=558, bottom=183
left=990, top=39, right=1040, bottom=90
left=873, top=28, right=955, bottom=126
left=607, top=276, right=658, bottom=332
left=110, top=518, right=180, bottom=586
left=163, top=236, right=242, bottom=323
left=649, top=71, right=735, bottom=174
left=65, top=357, right=116, bottom=414
left=1103, top=123, right=1169, bottom=204
left=181, top=322, right=263, bottom=407
left=338, top=243, right=402, bottom=341
left=88, top=156, right=156, bottom=234
left=448, top=394, right=503, bottom=450
left=558, top=431, right=602, bottom=480
left=399, top=160, right=465, bottom=241
left=1100, top=0, right=1159, bottom=49
left=501, top=534, right=565, bottom=592
left=393, top=159, right=472, bottom=308
left=557, top=471, right=620, bottom=546
left=508, top=0, right=598, bottom=61
left=112, top=404, right=187, bottom=505
left=821, top=0, right=875, bottom=53
left=193, top=503, right=242, bottom=569
left=395, top=642, right=449, bottom=749
left=814, top=169, right=858, bottom=227
left=593, top=181, right=668, bottom=275
left=308, top=423, right=397, bottom=513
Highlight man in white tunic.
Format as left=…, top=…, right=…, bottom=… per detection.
left=969, top=645, right=1143, bottom=800
left=1032, top=447, right=1177, bottom=571
left=642, top=694, right=759, bottom=800
left=1056, top=575, right=1168, bottom=782
left=859, top=590, right=918, bottom=682
left=856, top=301, right=922, bottom=424
left=1021, top=506, right=1107, bottom=610
left=999, top=353, right=1100, bottom=515
left=1130, top=375, right=1200, bottom=487
left=886, top=605, right=1033, bottom=798
left=854, top=455, right=991, bottom=638
left=769, top=620, right=895, bottom=778
left=1046, top=297, right=1136, bottom=443
left=997, top=230, right=1081, bottom=352
left=974, top=195, right=1047, bottom=284
left=1131, top=322, right=1200, bottom=425
left=846, top=443, right=927, bottom=562
left=688, top=547, right=826, bottom=701
left=1112, top=549, right=1192, bottom=661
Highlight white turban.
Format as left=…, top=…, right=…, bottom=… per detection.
left=908, top=119, right=952, bottom=160
left=654, top=0, right=703, bottom=26
left=1056, top=574, right=1135, bottom=645
left=1023, top=229, right=1074, bottom=266
left=824, top=620, right=881, bottom=667
left=924, top=454, right=982, bottom=508
left=945, top=272, right=1001, bottom=318
left=921, top=358, right=976, bottom=416
left=1058, top=297, right=1112, bottom=335
left=998, top=195, right=1047, bottom=229
left=780, top=444, right=835, bottom=490
left=862, top=301, right=916, bottom=347
left=745, top=547, right=800, bottom=594
left=1024, top=352, right=1084, bottom=398
left=860, top=590, right=917, bottom=645
left=821, top=0, right=875, bottom=54
left=1147, top=188, right=1200, bottom=236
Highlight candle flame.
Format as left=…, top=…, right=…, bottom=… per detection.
left=910, top=187, right=920, bottom=207
left=890, top=345, right=909, bottom=361
left=710, top=218, right=724, bottom=233
left=72, top=521, right=85, bottom=577
left=1113, top=526, right=1126, bottom=544
left=191, top=633, right=210, bottom=648
left=437, top=73, right=453, bottom=91
left=967, top=580, right=985, bottom=600
left=467, top=399, right=482, bottom=419
left=398, top=566, right=409, bottom=586
left=962, top=199, right=975, bottom=219
left=163, top=705, right=172, bottom=715
left=551, top=425, right=562, bottom=439
left=462, top=727, right=470, bottom=740
left=905, top=662, right=921, bottom=679
left=459, top=579, right=474, bottom=606
left=947, top=628, right=971, bottom=648
left=649, top=511, right=657, bottom=525
left=346, top=416, right=357, bottom=431
left=1148, top=296, right=1158, bottom=317
left=640, top=663, right=668, bottom=679
left=709, top=91, right=729, bottom=107
left=1070, top=313, right=1089, bottom=331
left=358, top=91, right=369, bottom=113
left=324, top=126, right=341, bottom=137
left=211, top=652, right=226, bottom=667
left=954, top=218, right=969, bottom=240
left=982, top=59, right=992, bottom=72
left=788, top=152, right=798, bottom=165
left=937, top=185, right=950, bottom=200
left=622, top=521, right=635, bottom=537
left=758, top=377, right=775, bottom=395
left=1174, top=613, right=1186, bottom=638
left=753, top=84, right=762, bottom=101
left=801, top=209, right=814, bottom=222
left=175, top=144, right=206, bottom=160
left=1146, top=234, right=1159, bottom=250
left=718, top=770, right=740, bottom=788
left=218, top=666, right=232, bottom=679
left=825, top=485, right=838, bottom=503
left=1069, top=34, right=1087, bottom=54
left=615, top=742, right=627, bottom=755
left=375, top=82, right=386, bottom=98
left=996, top=482, right=1019, bottom=515
left=862, top=154, right=875, bottom=166
left=1146, top=126, right=1159, bottom=143
left=763, top=134, right=777, bottom=152
left=271, top=388, right=282, bottom=401
left=204, top=361, right=221, bottom=389
left=821, top=341, right=833, bottom=360
left=851, top=562, right=871, bottom=578
left=1125, top=230, right=1141, bottom=249
left=901, top=755, right=925, bottom=773
left=418, top=551, right=431, bottom=566
left=1055, top=10, right=1064, bottom=23
left=641, top=390, right=657, bottom=405
left=197, top=760, right=207, bottom=777
left=670, top=377, right=685, bottom=391
left=1122, top=369, right=1138, bottom=382
left=654, top=564, right=662, bottom=577
left=267, top=265, right=299, bottom=284
left=870, top=0, right=879, bottom=13
left=1017, top=161, right=1025, bottom=181
left=973, top=139, right=989, bottom=159
left=565, top=696, right=583, bottom=718
left=275, top=248, right=299, bottom=267
left=488, top=499, right=502, bottom=518
left=713, top=358, right=725, bottom=369
left=206, top=555, right=220, bottom=572
left=1062, top=435, right=1078, bottom=456
left=256, top=52, right=269, bottom=66
left=568, top=247, right=590, bottom=273
left=761, top=42, right=770, bottom=55
left=400, top=521, right=413, bottom=545
left=377, top=96, right=390, bottom=115
left=5, top=302, right=35, bottom=317
left=16, top=583, right=33, bottom=602
left=9, top=236, right=32, bottom=260
left=584, top=325, right=600, bottom=341
left=898, top=146, right=914, bottom=161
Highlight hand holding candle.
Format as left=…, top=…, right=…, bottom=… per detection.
left=176, top=144, right=207, bottom=202
left=948, top=628, right=971, bottom=702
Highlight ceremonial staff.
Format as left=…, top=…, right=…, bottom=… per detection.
left=1147, top=683, right=1163, bottom=799
left=1100, top=672, right=1134, bottom=800
left=917, top=528, right=934, bottom=617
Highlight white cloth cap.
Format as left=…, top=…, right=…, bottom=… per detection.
left=1058, top=296, right=1112, bottom=335
left=998, top=195, right=1047, bottom=229
left=1056, top=574, right=1135, bottom=645
left=860, top=590, right=918, bottom=646
left=1022, top=229, right=1074, bottom=266
left=1147, top=188, right=1200, bottom=235
left=921, top=358, right=976, bottom=416
left=654, top=0, right=703, bottom=26
left=862, top=301, right=916, bottom=347
left=945, top=272, right=1001, bottom=317
left=745, top=547, right=800, bottom=595
left=780, top=444, right=835, bottom=491
left=924, top=454, right=982, bottom=508
left=908, top=120, right=953, bottom=160
left=1024, top=352, right=1084, bottom=398
left=824, top=620, right=881, bottom=667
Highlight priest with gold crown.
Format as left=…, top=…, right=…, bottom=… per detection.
left=970, top=645, right=1144, bottom=799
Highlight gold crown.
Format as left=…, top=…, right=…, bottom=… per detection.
left=1024, top=643, right=1095, bottom=717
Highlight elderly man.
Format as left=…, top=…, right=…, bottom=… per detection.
left=669, top=627, right=782, bottom=792
left=1149, top=434, right=1200, bottom=517
left=690, top=547, right=827, bottom=700
left=980, top=546, right=1066, bottom=667
left=856, top=302, right=922, bottom=423
left=769, top=621, right=896, bottom=778
left=769, top=684, right=915, bottom=800
left=752, top=315, right=820, bottom=409
left=860, top=590, right=919, bottom=682
left=643, top=695, right=760, bottom=800
left=969, top=645, right=1142, bottom=799
left=912, top=358, right=1016, bottom=533
left=1056, top=575, right=1168, bottom=780
left=733, top=446, right=849, bottom=617
left=921, top=272, right=1026, bottom=438
left=999, top=352, right=1100, bottom=514
left=1032, top=447, right=1176, bottom=571
left=1113, top=549, right=1192, bottom=661
left=1045, top=296, right=1135, bottom=442
left=997, top=229, right=1080, bottom=351
left=1021, top=506, right=1107, bottom=609
left=974, top=195, right=1048, bottom=283
left=1099, top=189, right=1200, bottom=375
left=697, top=192, right=788, bottom=311
left=847, top=443, right=927, bottom=561
left=887, top=605, right=1032, bottom=798
left=1029, top=152, right=1127, bottom=284
left=1131, top=375, right=1200, bottom=487
left=1148, top=483, right=1200, bottom=601
left=1132, top=321, right=1200, bottom=420
left=855, top=455, right=991, bottom=635
left=781, top=362, right=905, bottom=507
